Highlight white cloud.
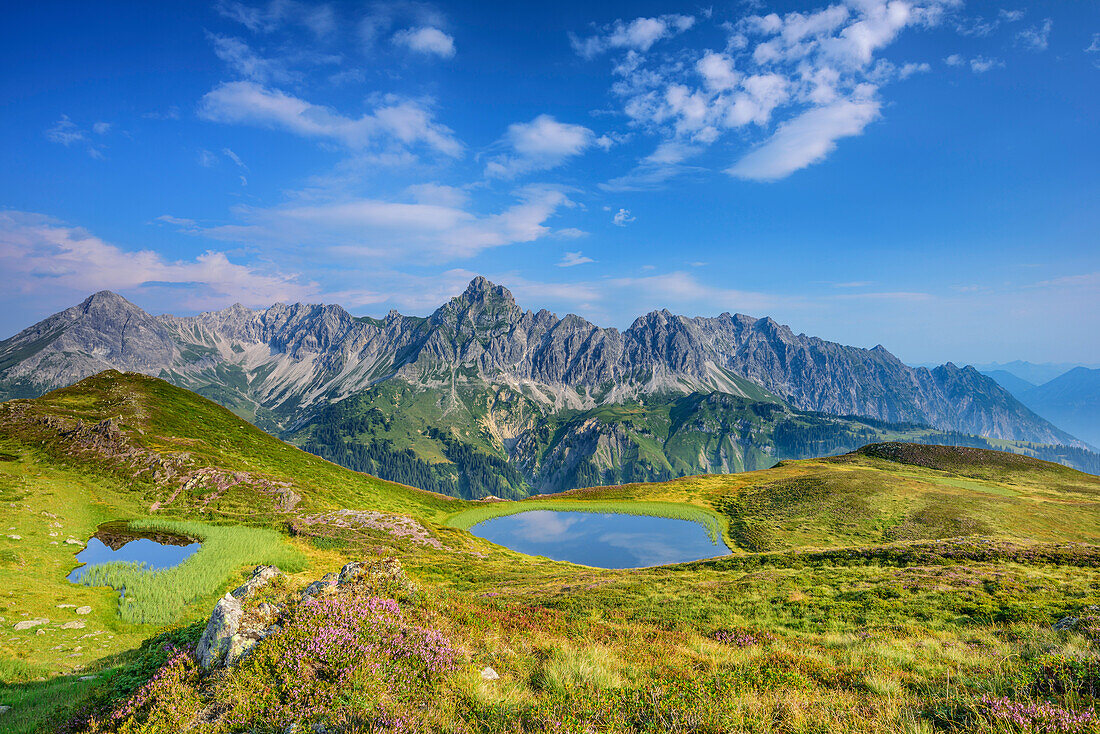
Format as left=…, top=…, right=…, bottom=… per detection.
left=969, top=56, right=1003, bottom=73
left=0, top=210, right=313, bottom=307
left=584, top=0, right=956, bottom=185
left=612, top=208, right=635, bottom=226
left=1015, top=18, right=1052, bottom=52
left=405, top=182, right=469, bottom=208
left=198, top=81, right=462, bottom=158
left=45, top=115, right=106, bottom=158
left=570, top=14, right=695, bottom=59
left=484, top=115, right=596, bottom=178
left=45, top=115, right=85, bottom=146
left=728, top=97, right=879, bottom=181
left=215, top=0, right=336, bottom=38
left=1088, top=34, right=1100, bottom=53
left=222, top=148, right=247, bottom=169
left=207, top=33, right=296, bottom=84
left=200, top=186, right=575, bottom=262
left=696, top=51, right=740, bottom=91
left=558, top=251, right=595, bottom=267
left=393, top=26, right=455, bottom=58
left=198, top=149, right=219, bottom=167
left=553, top=227, right=587, bottom=239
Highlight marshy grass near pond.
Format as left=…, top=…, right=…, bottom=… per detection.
left=444, top=499, right=728, bottom=545
left=75, top=519, right=305, bottom=625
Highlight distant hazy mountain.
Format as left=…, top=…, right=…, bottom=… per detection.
left=0, top=278, right=1090, bottom=496
left=973, top=360, right=1091, bottom=386
left=981, top=370, right=1036, bottom=399
left=1016, top=368, right=1100, bottom=449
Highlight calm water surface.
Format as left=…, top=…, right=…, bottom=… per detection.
left=469, top=511, right=729, bottom=568
left=67, top=527, right=200, bottom=582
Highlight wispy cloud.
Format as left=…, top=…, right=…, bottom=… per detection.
left=198, top=81, right=462, bottom=158
left=728, top=97, right=880, bottom=181
left=0, top=210, right=314, bottom=308
left=945, top=53, right=1003, bottom=73
left=557, top=251, right=594, bottom=267
left=393, top=26, right=455, bottom=58
left=485, top=115, right=595, bottom=178
left=191, top=185, right=575, bottom=263
left=1015, top=18, right=1052, bottom=51
left=570, top=14, right=695, bottom=59
left=215, top=0, right=336, bottom=38
left=45, top=115, right=110, bottom=158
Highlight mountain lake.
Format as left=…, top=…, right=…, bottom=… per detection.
left=468, top=510, right=730, bottom=568
left=67, top=522, right=201, bottom=582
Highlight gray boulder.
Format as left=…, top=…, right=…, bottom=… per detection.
left=195, top=593, right=243, bottom=669
left=231, top=565, right=282, bottom=599
left=196, top=565, right=282, bottom=669
left=301, top=572, right=339, bottom=601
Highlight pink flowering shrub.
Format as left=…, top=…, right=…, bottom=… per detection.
left=980, top=694, right=1096, bottom=734
left=222, top=593, right=457, bottom=730
left=83, top=645, right=202, bottom=733
left=711, top=628, right=776, bottom=648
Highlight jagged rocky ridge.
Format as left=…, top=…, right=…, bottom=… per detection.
left=0, top=277, right=1077, bottom=447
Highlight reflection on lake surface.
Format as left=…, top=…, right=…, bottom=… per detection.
left=469, top=511, right=730, bottom=568
left=67, top=524, right=200, bottom=582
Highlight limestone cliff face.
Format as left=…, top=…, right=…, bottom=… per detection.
left=0, top=277, right=1079, bottom=446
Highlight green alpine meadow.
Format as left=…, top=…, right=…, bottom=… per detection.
left=3, top=1, right=1099, bottom=731
left=1, top=371, right=1098, bottom=733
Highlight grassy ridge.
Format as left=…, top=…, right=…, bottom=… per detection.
left=444, top=499, right=728, bottom=544
left=76, top=520, right=306, bottom=625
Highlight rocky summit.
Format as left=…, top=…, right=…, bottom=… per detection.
left=0, top=277, right=1074, bottom=448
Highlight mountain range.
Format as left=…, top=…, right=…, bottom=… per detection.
left=984, top=366, right=1100, bottom=449
left=0, top=277, right=1091, bottom=496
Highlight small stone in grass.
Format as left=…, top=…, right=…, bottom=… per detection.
left=75, top=606, right=91, bottom=615
left=61, top=621, right=85, bottom=630
left=5, top=535, right=20, bottom=540
left=481, top=666, right=500, bottom=681
left=13, top=618, right=48, bottom=630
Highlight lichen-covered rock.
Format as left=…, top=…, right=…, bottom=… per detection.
left=337, top=562, right=367, bottom=586
left=231, top=565, right=282, bottom=599
left=195, top=593, right=243, bottom=669
left=196, top=565, right=285, bottom=669
left=13, top=618, right=48, bottom=630
left=224, top=623, right=281, bottom=666
left=301, top=573, right=338, bottom=601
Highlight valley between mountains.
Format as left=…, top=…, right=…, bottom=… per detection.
left=0, top=277, right=1094, bottom=498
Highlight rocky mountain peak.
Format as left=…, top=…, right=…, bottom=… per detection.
left=79, top=290, right=140, bottom=314
left=461, top=277, right=516, bottom=307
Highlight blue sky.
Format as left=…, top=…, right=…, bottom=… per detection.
left=1, top=0, right=1097, bottom=365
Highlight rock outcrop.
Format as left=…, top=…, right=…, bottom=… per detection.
left=195, top=559, right=415, bottom=670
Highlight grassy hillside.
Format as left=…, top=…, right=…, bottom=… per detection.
left=1, top=372, right=1099, bottom=733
